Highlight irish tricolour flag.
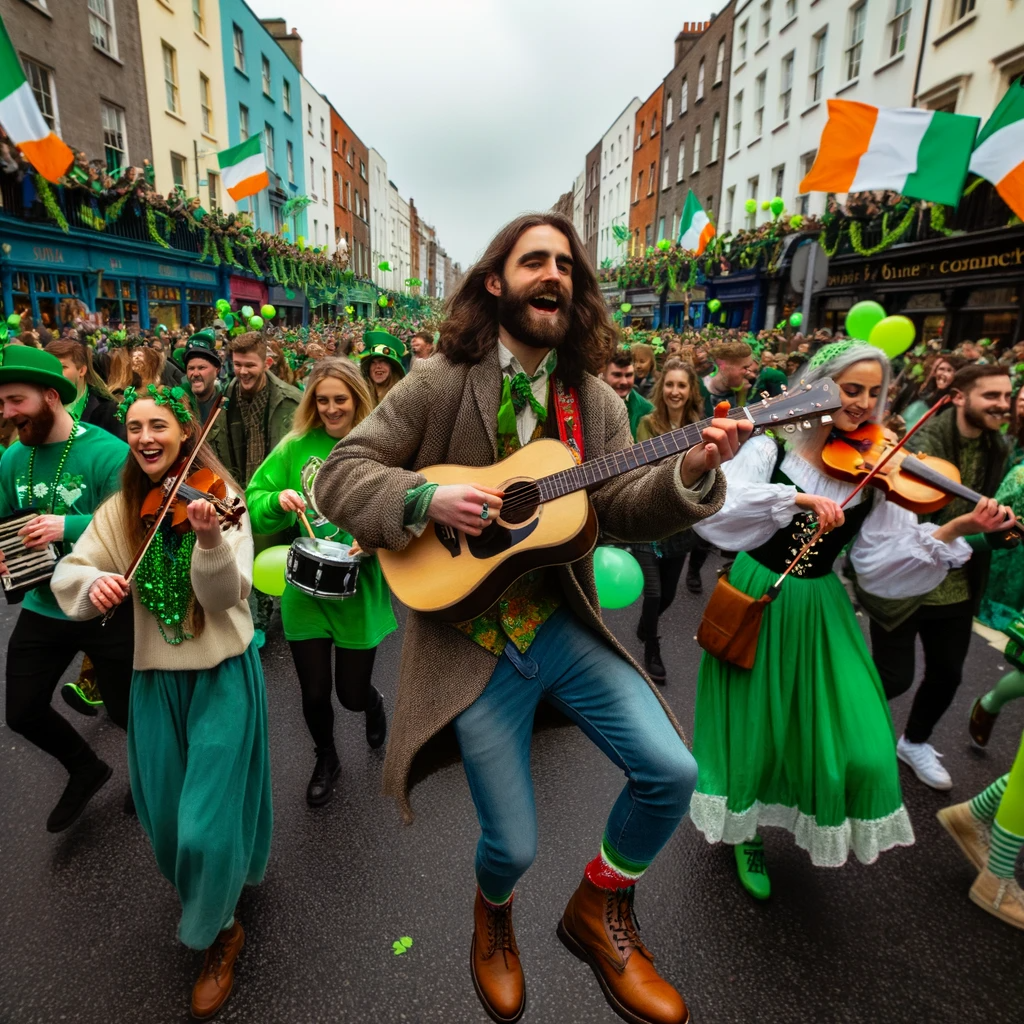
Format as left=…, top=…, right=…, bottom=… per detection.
left=217, top=135, right=269, bottom=201
left=969, top=80, right=1024, bottom=221
left=0, top=17, right=73, bottom=182
left=677, top=190, right=715, bottom=254
left=799, top=100, right=979, bottom=206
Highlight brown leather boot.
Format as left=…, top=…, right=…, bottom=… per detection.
left=470, top=889, right=525, bottom=1023
left=558, top=877, right=688, bottom=1024
left=191, top=921, right=245, bottom=1020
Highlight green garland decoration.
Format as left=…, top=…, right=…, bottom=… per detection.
left=244, top=243, right=261, bottom=277
left=105, top=192, right=131, bottom=224
left=35, top=175, right=69, bottom=233
left=848, top=204, right=915, bottom=256
left=145, top=205, right=170, bottom=248
left=929, top=204, right=958, bottom=237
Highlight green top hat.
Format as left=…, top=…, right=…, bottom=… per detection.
left=0, top=345, right=77, bottom=404
left=360, top=341, right=406, bottom=380
left=183, top=329, right=222, bottom=369
left=363, top=329, right=407, bottom=358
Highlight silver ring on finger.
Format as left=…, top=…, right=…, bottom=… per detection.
left=480, top=502, right=489, bottom=521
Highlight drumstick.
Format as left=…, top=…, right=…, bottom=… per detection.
left=298, top=509, right=316, bottom=539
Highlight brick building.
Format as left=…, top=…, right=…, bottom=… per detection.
left=4, top=0, right=153, bottom=173
left=656, top=3, right=735, bottom=243
left=628, top=84, right=665, bottom=251
left=330, top=106, right=370, bottom=278
left=582, top=140, right=602, bottom=270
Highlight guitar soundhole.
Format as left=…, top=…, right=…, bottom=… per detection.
left=500, top=480, right=539, bottom=525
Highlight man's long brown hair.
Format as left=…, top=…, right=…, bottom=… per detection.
left=438, top=213, right=615, bottom=386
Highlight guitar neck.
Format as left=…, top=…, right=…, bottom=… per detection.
left=536, top=405, right=750, bottom=501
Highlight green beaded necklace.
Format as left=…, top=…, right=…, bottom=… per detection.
left=25, top=430, right=77, bottom=512
left=135, top=527, right=197, bottom=645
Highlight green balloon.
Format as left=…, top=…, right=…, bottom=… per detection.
left=789, top=311, right=803, bottom=327
left=252, top=545, right=290, bottom=596
left=744, top=199, right=757, bottom=214
left=241, top=305, right=254, bottom=320
left=593, top=546, right=644, bottom=610
left=223, top=313, right=235, bottom=329
left=378, top=295, right=389, bottom=308
left=216, top=299, right=231, bottom=314
left=844, top=301, right=887, bottom=342
left=770, top=196, right=785, bottom=217
left=249, top=315, right=264, bottom=329
left=868, top=315, right=916, bottom=359
left=708, top=298, right=722, bottom=313
left=260, top=304, right=276, bottom=320
left=620, top=302, right=632, bottom=313
left=6, top=313, right=21, bottom=327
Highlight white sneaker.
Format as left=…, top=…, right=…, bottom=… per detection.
left=897, top=736, right=953, bottom=791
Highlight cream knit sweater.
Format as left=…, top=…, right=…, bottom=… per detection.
left=51, top=493, right=254, bottom=671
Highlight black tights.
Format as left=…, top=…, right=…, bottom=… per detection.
left=635, top=548, right=687, bottom=640
left=288, top=640, right=378, bottom=752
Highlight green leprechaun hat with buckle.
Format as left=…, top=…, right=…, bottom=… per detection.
left=182, top=329, right=222, bottom=369
left=0, top=345, right=77, bottom=404
left=359, top=331, right=406, bottom=379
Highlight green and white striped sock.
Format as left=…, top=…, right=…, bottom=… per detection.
left=988, top=821, right=1024, bottom=880
left=970, top=775, right=1009, bottom=823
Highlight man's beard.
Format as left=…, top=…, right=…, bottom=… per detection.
left=496, top=281, right=571, bottom=350
left=963, top=398, right=1007, bottom=432
left=15, top=403, right=55, bottom=446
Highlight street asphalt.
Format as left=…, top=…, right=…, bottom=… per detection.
left=2, top=556, right=1023, bottom=1024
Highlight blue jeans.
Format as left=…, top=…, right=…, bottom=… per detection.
left=453, top=608, right=697, bottom=902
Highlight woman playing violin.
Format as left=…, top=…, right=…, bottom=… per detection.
left=51, top=383, right=272, bottom=1020
left=688, top=340, right=1014, bottom=901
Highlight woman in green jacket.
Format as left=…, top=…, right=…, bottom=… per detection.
left=247, top=358, right=397, bottom=806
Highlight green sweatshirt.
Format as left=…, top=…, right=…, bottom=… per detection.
left=246, top=427, right=397, bottom=648
left=0, top=422, right=129, bottom=619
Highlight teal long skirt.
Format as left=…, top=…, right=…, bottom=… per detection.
left=690, top=552, right=915, bottom=867
left=127, top=643, right=273, bottom=950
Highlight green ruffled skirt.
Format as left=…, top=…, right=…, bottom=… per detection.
left=128, top=643, right=273, bottom=949
left=691, top=552, right=914, bottom=867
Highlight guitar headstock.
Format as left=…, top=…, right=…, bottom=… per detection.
left=745, top=377, right=841, bottom=435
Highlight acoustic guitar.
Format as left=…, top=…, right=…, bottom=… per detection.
left=377, top=378, right=842, bottom=621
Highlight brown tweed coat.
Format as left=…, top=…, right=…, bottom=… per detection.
left=314, top=346, right=726, bottom=820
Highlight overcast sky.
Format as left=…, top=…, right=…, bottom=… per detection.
left=247, top=0, right=720, bottom=268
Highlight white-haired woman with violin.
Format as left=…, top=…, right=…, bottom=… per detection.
left=51, top=383, right=271, bottom=1021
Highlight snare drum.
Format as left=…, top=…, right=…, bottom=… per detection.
left=285, top=536, right=360, bottom=600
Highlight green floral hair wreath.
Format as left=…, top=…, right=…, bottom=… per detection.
left=115, top=383, right=193, bottom=424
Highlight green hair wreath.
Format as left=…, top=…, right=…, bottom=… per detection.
left=115, top=383, right=193, bottom=424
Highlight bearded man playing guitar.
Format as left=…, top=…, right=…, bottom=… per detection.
left=316, top=213, right=751, bottom=1024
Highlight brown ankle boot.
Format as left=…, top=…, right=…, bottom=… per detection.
left=471, top=889, right=525, bottom=1023
left=558, top=877, right=688, bottom=1024
left=191, top=921, right=245, bottom=1020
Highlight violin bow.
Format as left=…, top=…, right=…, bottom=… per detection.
left=102, top=394, right=225, bottom=625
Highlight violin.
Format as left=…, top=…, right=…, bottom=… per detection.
left=822, top=421, right=1023, bottom=540
left=141, top=465, right=245, bottom=532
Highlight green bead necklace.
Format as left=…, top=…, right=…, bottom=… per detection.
left=135, top=526, right=197, bottom=645
left=25, top=430, right=77, bottom=512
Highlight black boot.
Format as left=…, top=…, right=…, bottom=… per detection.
left=306, top=747, right=340, bottom=807
left=644, top=637, right=667, bottom=684
left=46, top=759, right=112, bottom=832
left=365, top=688, right=387, bottom=749
left=685, top=569, right=703, bottom=594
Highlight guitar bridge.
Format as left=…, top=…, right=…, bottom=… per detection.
left=434, top=523, right=461, bottom=558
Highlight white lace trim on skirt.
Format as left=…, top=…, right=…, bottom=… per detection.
left=690, top=791, right=916, bottom=867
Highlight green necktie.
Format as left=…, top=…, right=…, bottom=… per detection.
left=509, top=371, right=548, bottom=419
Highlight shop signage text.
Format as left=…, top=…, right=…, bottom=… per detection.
left=827, top=245, right=1024, bottom=289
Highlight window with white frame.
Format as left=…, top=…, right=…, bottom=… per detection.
left=282, top=79, right=291, bottom=115
left=677, top=137, right=685, bottom=181
left=671, top=210, right=680, bottom=241
left=199, top=74, right=213, bottom=135
left=22, top=58, right=57, bottom=132
left=170, top=152, right=187, bottom=189
left=648, top=161, right=655, bottom=194
left=846, top=3, right=866, bottom=81
left=101, top=100, right=126, bottom=173
left=666, top=95, right=673, bottom=125
left=692, top=126, right=702, bottom=173
left=651, top=111, right=658, bottom=137
left=710, top=113, right=721, bottom=162
left=715, top=39, right=726, bottom=84
left=724, top=186, right=736, bottom=233
left=697, top=60, right=705, bottom=101
left=737, top=20, right=749, bottom=63
left=262, top=56, right=271, bottom=96
left=681, top=77, right=688, bottom=113
left=950, top=0, right=975, bottom=24
left=232, top=24, right=245, bottom=72
left=193, top=0, right=206, bottom=37
left=732, top=91, right=743, bottom=150
left=662, top=153, right=670, bottom=189
left=208, top=171, right=220, bottom=209
left=747, top=176, right=759, bottom=226
left=264, top=123, right=275, bottom=170
left=760, top=0, right=772, bottom=43
left=88, top=0, right=117, bottom=57
left=889, top=0, right=912, bottom=57
left=309, top=158, right=315, bottom=194
left=320, top=117, right=326, bottom=144
left=239, top=103, right=249, bottom=140
left=797, top=150, right=816, bottom=213
left=773, top=165, right=785, bottom=198
left=809, top=29, right=827, bottom=102
left=322, top=167, right=328, bottom=204
left=779, top=52, right=794, bottom=121
left=754, top=72, right=766, bottom=136
left=162, top=42, right=179, bottom=114
left=784, top=0, right=797, bottom=21
left=307, top=103, right=313, bottom=134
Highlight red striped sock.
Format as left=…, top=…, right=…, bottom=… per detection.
left=585, top=854, right=638, bottom=891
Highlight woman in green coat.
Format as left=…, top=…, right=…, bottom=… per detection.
left=247, top=358, right=397, bottom=807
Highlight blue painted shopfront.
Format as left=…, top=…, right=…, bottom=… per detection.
left=705, top=270, right=766, bottom=332
left=0, top=218, right=229, bottom=330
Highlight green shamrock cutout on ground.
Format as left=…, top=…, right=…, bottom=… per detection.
left=392, top=936, right=413, bottom=955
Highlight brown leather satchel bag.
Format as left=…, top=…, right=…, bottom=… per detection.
left=696, top=574, right=776, bottom=670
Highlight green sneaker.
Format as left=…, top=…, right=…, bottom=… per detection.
left=61, top=681, right=103, bottom=717
left=734, top=836, right=771, bottom=900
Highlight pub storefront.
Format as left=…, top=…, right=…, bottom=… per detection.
left=812, top=226, right=1024, bottom=349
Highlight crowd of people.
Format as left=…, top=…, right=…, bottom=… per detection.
left=2, top=210, right=1023, bottom=1024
